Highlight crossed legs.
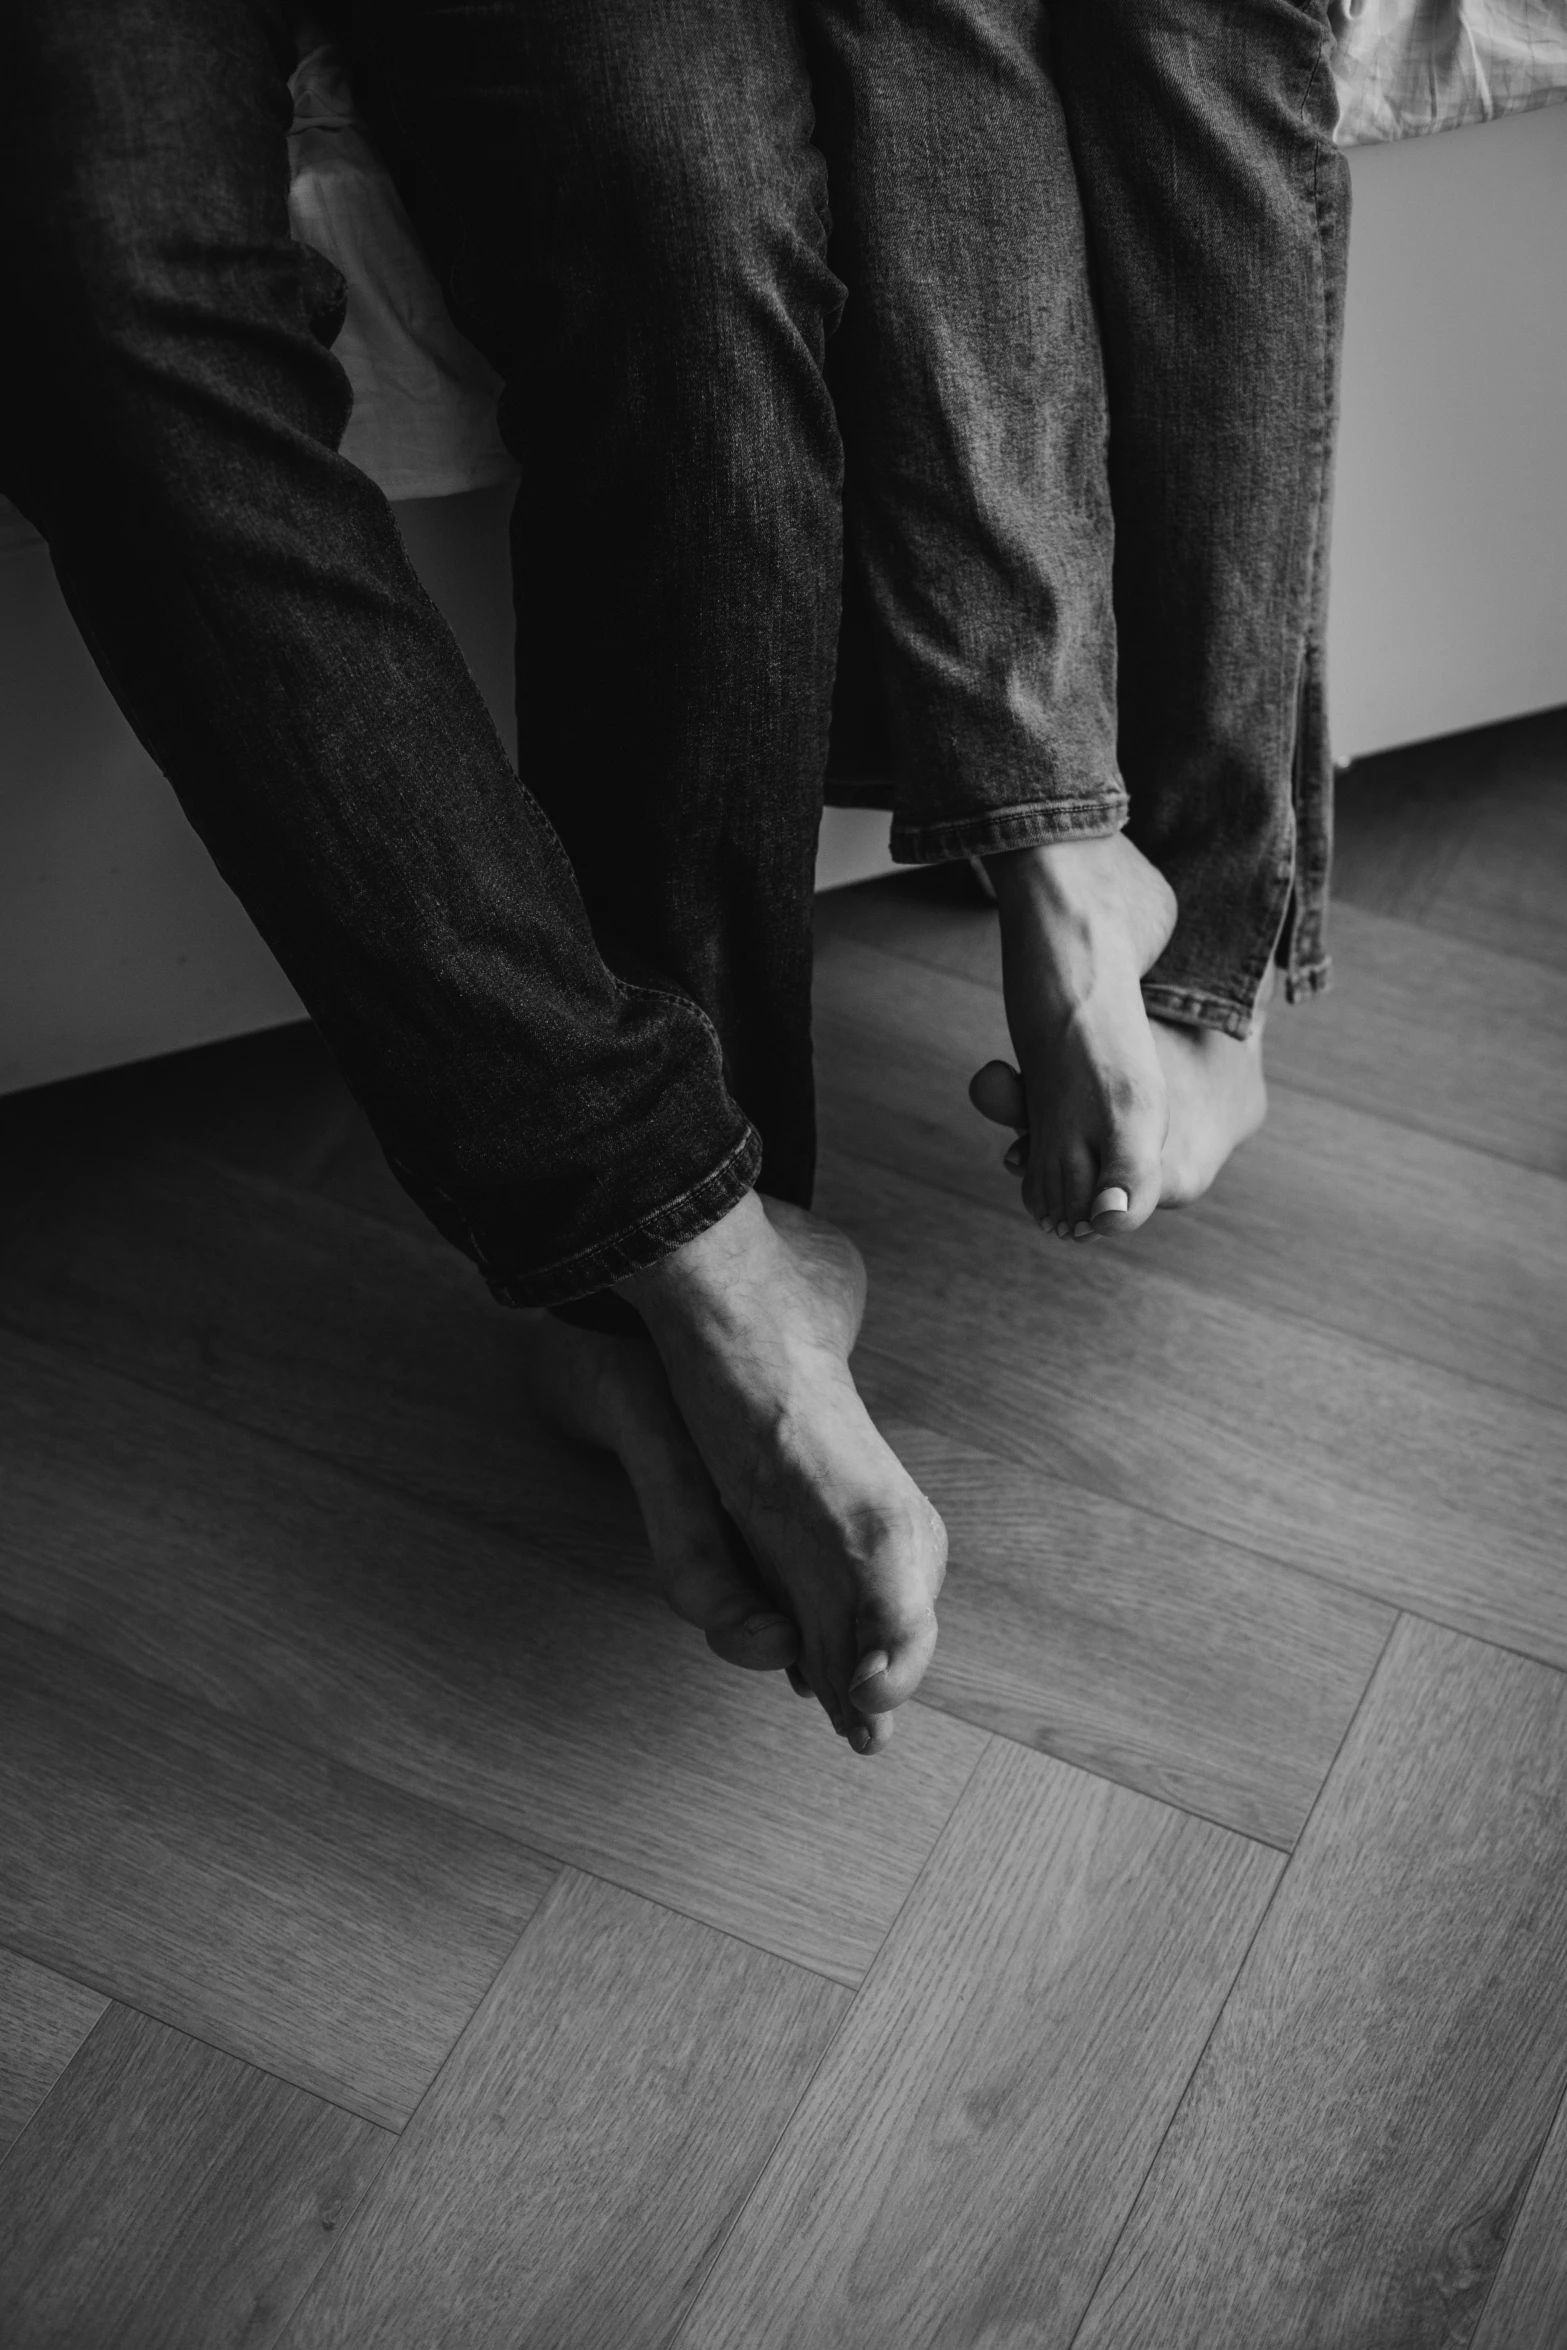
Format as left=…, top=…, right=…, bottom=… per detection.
left=808, top=0, right=1349, bottom=1236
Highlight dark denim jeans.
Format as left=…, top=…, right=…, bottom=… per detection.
left=814, top=0, right=1349, bottom=1033
left=0, top=0, right=1347, bottom=1312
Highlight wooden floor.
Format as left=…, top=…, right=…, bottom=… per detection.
left=2, top=704, right=1565, bottom=2348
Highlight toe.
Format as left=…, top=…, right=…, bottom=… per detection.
left=703, top=1609, right=799, bottom=1673
left=849, top=1709, right=896, bottom=1758
left=847, top=1603, right=939, bottom=1713
left=845, top=1508, right=946, bottom=1715
left=664, top=1524, right=801, bottom=1674
left=969, top=1059, right=1028, bottom=1131
left=1088, top=1088, right=1167, bottom=1234
left=1059, top=1139, right=1099, bottom=1231
left=1021, top=1144, right=1064, bottom=1232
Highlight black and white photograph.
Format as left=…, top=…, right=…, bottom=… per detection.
left=1, top=0, right=1564, bottom=2340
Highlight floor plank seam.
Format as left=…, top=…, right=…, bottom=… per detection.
left=0, top=1298, right=670, bottom=1594
left=0, top=1978, right=401, bottom=2150
left=826, top=915, right=1567, bottom=1180
left=660, top=1965, right=871, bottom=2349
left=1466, top=2062, right=1567, bottom=2346
left=663, top=1734, right=999, bottom=2350
left=0, top=1306, right=543, bottom=1549
left=1387, top=1607, right=1567, bottom=1689
left=833, top=1136, right=1567, bottom=1422
left=1059, top=1606, right=1403, bottom=2350
left=0, top=1597, right=564, bottom=1907
left=859, top=1372, right=1562, bottom=1672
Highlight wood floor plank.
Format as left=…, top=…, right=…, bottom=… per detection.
left=0, top=1614, right=554, bottom=2126
left=887, top=1424, right=1390, bottom=1847
left=0, top=2005, right=388, bottom=2350
left=278, top=1871, right=850, bottom=2350
left=817, top=881, right=1567, bottom=1175
left=0, top=1329, right=985, bottom=1987
left=676, top=1740, right=1280, bottom=2350
left=0, top=1944, right=107, bottom=2158
left=1469, top=2082, right=1567, bottom=2349
left=815, top=928, right=1567, bottom=1411
left=1071, top=1615, right=1567, bottom=2350
left=1334, top=702, right=1567, bottom=971
left=815, top=1147, right=1567, bottom=1664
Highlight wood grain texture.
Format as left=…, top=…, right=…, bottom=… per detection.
left=1072, top=1615, right=1567, bottom=2350
left=1470, top=2082, right=1567, bottom=2349
left=818, top=1148, right=1567, bottom=1666
left=817, top=880, right=1567, bottom=1176
left=887, top=1424, right=1390, bottom=1847
left=0, top=2005, right=388, bottom=2350
left=0, top=1944, right=106, bottom=2157
left=1334, top=703, right=1567, bottom=971
left=0, top=1329, right=985, bottom=1987
left=814, top=927, right=1567, bottom=1411
left=0, top=1614, right=554, bottom=2126
left=278, top=1871, right=850, bottom=2350
left=677, top=1739, right=1281, bottom=2350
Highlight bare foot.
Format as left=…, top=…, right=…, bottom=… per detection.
left=519, top=1315, right=800, bottom=1675
left=618, top=1192, right=947, bottom=1757
left=1151, top=966, right=1274, bottom=1206
left=969, top=832, right=1177, bottom=1239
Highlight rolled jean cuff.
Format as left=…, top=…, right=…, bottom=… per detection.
left=479, top=1123, right=763, bottom=1310
left=1141, top=980, right=1257, bottom=1042
left=890, top=791, right=1131, bottom=865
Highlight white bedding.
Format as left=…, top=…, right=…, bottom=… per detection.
left=1331, top=0, right=1567, bottom=143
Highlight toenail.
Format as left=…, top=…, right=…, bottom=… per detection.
left=1092, top=1185, right=1130, bottom=1218
left=850, top=1724, right=873, bottom=1755
left=850, top=1649, right=889, bottom=1692
left=1073, top=1220, right=1093, bottom=1237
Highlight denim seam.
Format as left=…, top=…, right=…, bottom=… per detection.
left=1142, top=984, right=1256, bottom=1043
left=482, top=1122, right=763, bottom=1309
left=1276, top=19, right=1339, bottom=994
left=891, top=793, right=1130, bottom=864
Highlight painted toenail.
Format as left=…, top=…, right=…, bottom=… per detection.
left=850, top=1649, right=889, bottom=1692
left=1092, top=1186, right=1130, bottom=1218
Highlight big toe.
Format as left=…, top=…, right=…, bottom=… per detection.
left=845, top=1500, right=947, bottom=1715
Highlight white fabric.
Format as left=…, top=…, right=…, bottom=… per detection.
left=286, top=45, right=518, bottom=501
left=1332, top=0, right=1567, bottom=143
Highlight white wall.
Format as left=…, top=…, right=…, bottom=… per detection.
left=1327, top=99, right=1567, bottom=759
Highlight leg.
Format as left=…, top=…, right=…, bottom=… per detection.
left=807, top=0, right=1176, bottom=1238
left=0, top=0, right=758, bottom=1311
left=0, top=0, right=822, bottom=1682
left=1050, top=0, right=1350, bottom=1192
left=387, top=0, right=842, bottom=1213
left=383, top=0, right=946, bottom=1743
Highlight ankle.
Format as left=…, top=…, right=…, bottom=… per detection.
left=615, top=1188, right=772, bottom=1340
left=982, top=831, right=1127, bottom=915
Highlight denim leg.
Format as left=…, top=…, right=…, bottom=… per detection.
left=378, top=0, right=845, bottom=1216
left=1051, top=0, right=1351, bottom=1031
left=805, top=0, right=1128, bottom=865
left=0, top=0, right=760, bottom=1306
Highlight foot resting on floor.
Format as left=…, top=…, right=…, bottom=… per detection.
left=1150, top=963, right=1273, bottom=1206
left=519, top=1312, right=802, bottom=1677
left=972, top=830, right=1177, bottom=1239
left=619, top=1191, right=947, bottom=1757
left=973, top=952, right=1275, bottom=1219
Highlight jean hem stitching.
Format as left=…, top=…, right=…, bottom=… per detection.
left=891, top=795, right=1130, bottom=863
left=482, top=1125, right=763, bottom=1309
